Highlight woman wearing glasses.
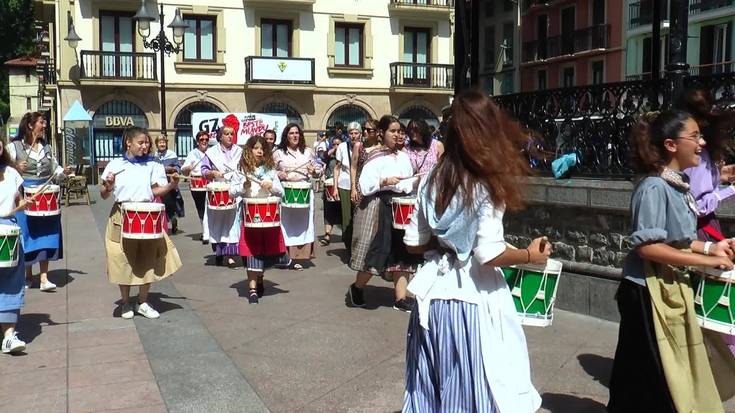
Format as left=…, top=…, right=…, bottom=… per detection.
left=182, top=131, right=210, bottom=243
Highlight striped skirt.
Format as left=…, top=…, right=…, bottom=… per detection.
left=403, top=299, right=497, bottom=413
left=349, top=195, right=381, bottom=275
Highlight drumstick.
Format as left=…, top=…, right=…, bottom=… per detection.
left=285, top=161, right=312, bottom=173
left=112, top=169, right=127, bottom=176
left=167, top=173, right=195, bottom=181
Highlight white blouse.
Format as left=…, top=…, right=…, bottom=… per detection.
left=8, top=141, right=64, bottom=177
left=0, top=167, right=23, bottom=216
left=183, top=149, right=207, bottom=175
left=358, top=150, right=415, bottom=196
left=229, top=167, right=284, bottom=199
left=100, top=158, right=168, bottom=203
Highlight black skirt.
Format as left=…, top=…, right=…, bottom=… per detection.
left=607, top=279, right=677, bottom=413
left=322, top=191, right=342, bottom=226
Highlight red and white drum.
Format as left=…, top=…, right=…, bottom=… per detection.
left=24, top=184, right=61, bottom=217
left=243, top=197, right=281, bottom=228
left=207, top=182, right=235, bottom=210
left=391, top=197, right=417, bottom=230
left=324, top=178, right=337, bottom=202
left=190, top=173, right=208, bottom=192
left=120, top=202, right=165, bottom=239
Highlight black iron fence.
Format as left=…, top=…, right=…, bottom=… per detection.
left=493, top=71, right=735, bottom=178
left=689, top=0, right=735, bottom=13
left=390, top=0, right=454, bottom=6
left=522, top=24, right=610, bottom=63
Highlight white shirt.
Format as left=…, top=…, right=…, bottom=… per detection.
left=313, top=140, right=328, bottom=153
left=100, top=158, right=168, bottom=203
left=334, top=142, right=351, bottom=190
left=358, top=151, right=414, bottom=196
left=8, top=141, right=64, bottom=177
left=183, top=148, right=207, bottom=175
left=229, top=167, right=284, bottom=199
left=0, top=167, right=23, bottom=216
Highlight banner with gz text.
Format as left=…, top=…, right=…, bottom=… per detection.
left=191, top=112, right=288, bottom=146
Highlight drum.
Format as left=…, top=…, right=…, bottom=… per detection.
left=692, top=266, right=735, bottom=335
left=282, top=181, right=311, bottom=208
left=391, top=197, right=417, bottom=230
left=243, top=197, right=281, bottom=228
left=501, top=259, right=563, bottom=327
left=0, top=224, right=20, bottom=268
left=24, top=184, right=61, bottom=216
left=190, top=173, right=208, bottom=192
left=207, top=182, right=236, bottom=210
left=324, top=178, right=337, bottom=202
left=120, top=202, right=165, bottom=240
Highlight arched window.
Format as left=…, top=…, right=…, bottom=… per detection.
left=398, top=105, right=439, bottom=129
left=92, top=100, right=147, bottom=161
left=326, top=104, right=370, bottom=130
left=174, top=102, right=223, bottom=158
left=261, top=102, right=303, bottom=129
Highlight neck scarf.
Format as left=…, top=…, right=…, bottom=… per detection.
left=123, top=153, right=154, bottom=164
left=660, top=167, right=699, bottom=215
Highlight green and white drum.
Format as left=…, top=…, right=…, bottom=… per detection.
left=691, top=266, right=735, bottom=335
left=0, top=224, right=20, bottom=268
left=501, top=259, right=563, bottom=327
left=282, top=181, right=311, bottom=208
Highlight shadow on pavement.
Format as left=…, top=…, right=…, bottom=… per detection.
left=326, top=246, right=350, bottom=264
left=17, top=313, right=62, bottom=343
left=541, top=392, right=607, bottom=413
left=110, top=292, right=185, bottom=317
left=47, top=268, right=86, bottom=288
left=230, top=280, right=289, bottom=298
left=577, top=353, right=612, bottom=388
left=345, top=284, right=397, bottom=310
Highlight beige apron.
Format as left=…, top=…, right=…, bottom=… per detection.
left=105, top=204, right=182, bottom=285
left=645, top=262, right=725, bottom=412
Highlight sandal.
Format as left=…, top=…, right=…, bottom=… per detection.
left=319, top=234, right=331, bottom=246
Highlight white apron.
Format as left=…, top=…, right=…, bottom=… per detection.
left=280, top=186, right=315, bottom=247
left=203, top=145, right=242, bottom=244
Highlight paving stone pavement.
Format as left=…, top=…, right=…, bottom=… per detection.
left=1, top=187, right=733, bottom=412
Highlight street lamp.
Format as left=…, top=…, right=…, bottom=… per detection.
left=64, top=11, right=82, bottom=49
left=133, top=1, right=188, bottom=135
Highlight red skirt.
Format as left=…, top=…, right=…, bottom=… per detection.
left=239, top=223, right=287, bottom=257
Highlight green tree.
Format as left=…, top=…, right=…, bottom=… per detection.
left=0, top=0, right=36, bottom=123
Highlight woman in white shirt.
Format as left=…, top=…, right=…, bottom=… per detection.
left=182, top=131, right=210, bottom=243
left=333, top=122, right=362, bottom=254
left=9, top=112, right=71, bottom=291
left=0, top=138, right=28, bottom=354
left=402, top=89, right=551, bottom=412
left=100, top=127, right=182, bottom=320
left=346, top=115, right=415, bottom=312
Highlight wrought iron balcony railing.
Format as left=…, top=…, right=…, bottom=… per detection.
left=36, top=58, right=56, bottom=85
left=390, top=0, right=453, bottom=7
left=688, top=61, right=735, bottom=75
left=522, top=24, right=610, bottom=63
left=244, top=56, right=315, bottom=85
left=629, top=1, right=669, bottom=28
left=390, top=62, right=454, bottom=89
left=80, top=51, right=157, bottom=81
left=689, top=0, right=735, bottom=13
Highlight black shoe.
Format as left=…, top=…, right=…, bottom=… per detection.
left=348, top=283, right=366, bottom=307
left=215, top=256, right=224, bottom=266
left=248, top=290, right=259, bottom=304
left=256, top=278, right=265, bottom=298
left=171, top=217, right=178, bottom=234
left=393, top=298, right=414, bottom=313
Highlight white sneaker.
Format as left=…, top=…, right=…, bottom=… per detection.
left=24, top=278, right=32, bottom=289
left=135, top=302, right=160, bottom=319
left=120, top=303, right=134, bottom=319
left=39, top=281, right=57, bottom=292
left=2, top=332, right=26, bottom=354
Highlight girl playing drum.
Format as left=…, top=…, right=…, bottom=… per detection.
left=231, top=136, right=289, bottom=304
left=100, top=127, right=182, bottom=320
left=201, top=126, right=243, bottom=267
left=10, top=112, right=71, bottom=291
left=608, top=110, right=734, bottom=412
left=402, top=89, right=550, bottom=412
left=182, top=131, right=210, bottom=243
left=0, top=137, right=28, bottom=353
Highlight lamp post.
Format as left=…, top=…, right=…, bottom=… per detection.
left=133, top=1, right=188, bottom=136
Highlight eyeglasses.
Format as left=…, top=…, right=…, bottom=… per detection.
left=364, top=128, right=376, bottom=133
left=675, top=133, right=705, bottom=143
left=197, top=138, right=209, bottom=142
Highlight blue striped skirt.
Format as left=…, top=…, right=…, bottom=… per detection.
left=403, top=299, right=497, bottom=413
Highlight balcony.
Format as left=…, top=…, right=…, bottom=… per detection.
left=243, top=0, right=315, bottom=8
left=388, top=0, right=453, bottom=18
left=244, top=56, right=315, bottom=88
left=36, top=58, right=56, bottom=86
left=389, top=63, right=454, bottom=91
left=80, top=51, right=157, bottom=82
left=522, top=24, right=610, bottom=63
left=688, top=61, right=735, bottom=75
left=689, top=0, right=735, bottom=13
left=629, top=1, right=669, bottom=28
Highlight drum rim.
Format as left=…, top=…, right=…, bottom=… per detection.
left=0, top=224, right=20, bottom=234
left=206, top=183, right=231, bottom=190
left=25, top=185, right=61, bottom=194
left=392, top=197, right=417, bottom=205
left=282, top=181, right=312, bottom=189
left=693, top=266, right=735, bottom=281
left=121, top=202, right=166, bottom=211
left=245, top=196, right=281, bottom=203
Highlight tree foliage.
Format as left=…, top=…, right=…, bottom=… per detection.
left=0, top=0, right=36, bottom=122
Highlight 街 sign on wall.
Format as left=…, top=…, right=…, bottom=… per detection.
left=191, top=113, right=289, bottom=145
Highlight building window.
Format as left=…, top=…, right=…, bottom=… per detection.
left=500, top=70, right=514, bottom=95
left=100, top=12, right=135, bottom=77
left=502, top=23, right=514, bottom=66
left=484, top=26, right=495, bottom=70
left=262, top=101, right=303, bottom=128
left=592, top=0, right=605, bottom=25
left=174, top=101, right=223, bottom=158
left=24, top=68, right=31, bottom=82
left=504, top=0, right=514, bottom=12
left=485, top=1, right=494, bottom=17
left=537, top=69, right=547, bottom=90
left=591, top=60, right=604, bottom=84
left=26, top=97, right=32, bottom=110
left=183, top=16, right=216, bottom=61
left=261, top=20, right=292, bottom=57
left=335, top=23, right=363, bottom=67
left=327, top=104, right=369, bottom=129
left=562, top=66, right=575, bottom=87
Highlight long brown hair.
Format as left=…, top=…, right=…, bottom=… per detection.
left=276, top=123, right=306, bottom=153
left=427, top=88, right=530, bottom=214
left=0, top=137, right=16, bottom=169
left=239, top=135, right=275, bottom=174
left=676, top=87, right=735, bottom=163
left=630, top=110, right=693, bottom=174
left=15, top=111, right=45, bottom=143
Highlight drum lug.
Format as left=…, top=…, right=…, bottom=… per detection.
left=511, top=286, right=522, bottom=297
left=719, top=295, right=730, bottom=307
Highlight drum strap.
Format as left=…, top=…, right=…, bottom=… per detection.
left=702, top=224, right=726, bottom=242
